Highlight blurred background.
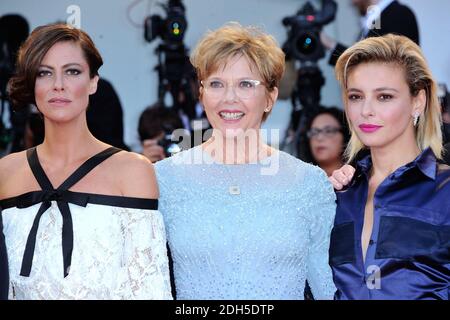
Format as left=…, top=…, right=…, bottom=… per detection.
left=1, top=0, right=449, bottom=159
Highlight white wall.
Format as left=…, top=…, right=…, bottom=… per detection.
left=1, top=0, right=449, bottom=150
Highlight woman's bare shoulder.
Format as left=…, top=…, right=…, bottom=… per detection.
left=106, top=150, right=159, bottom=199
left=0, top=150, right=28, bottom=178
left=0, top=150, right=33, bottom=199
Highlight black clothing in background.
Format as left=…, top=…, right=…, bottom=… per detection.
left=329, top=0, right=420, bottom=66
left=442, top=143, right=450, bottom=166
left=87, top=78, right=129, bottom=150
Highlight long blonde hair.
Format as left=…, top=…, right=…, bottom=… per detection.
left=335, top=34, right=442, bottom=162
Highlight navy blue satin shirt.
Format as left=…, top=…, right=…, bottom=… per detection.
left=330, top=148, right=450, bottom=300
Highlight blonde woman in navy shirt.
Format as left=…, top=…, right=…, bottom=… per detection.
left=328, top=34, right=449, bottom=300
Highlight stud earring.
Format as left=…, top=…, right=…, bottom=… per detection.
left=264, top=106, right=271, bottom=113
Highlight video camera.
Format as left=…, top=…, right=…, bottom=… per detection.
left=144, top=0, right=187, bottom=47
left=158, top=123, right=183, bottom=157
left=282, top=0, right=337, bottom=63
left=280, top=1, right=337, bottom=160
left=143, top=0, right=198, bottom=121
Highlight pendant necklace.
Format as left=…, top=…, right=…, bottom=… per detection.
left=223, top=165, right=241, bottom=195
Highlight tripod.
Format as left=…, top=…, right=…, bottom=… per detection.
left=281, top=63, right=325, bottom=160
left=155, top=42, right=196, bottom=120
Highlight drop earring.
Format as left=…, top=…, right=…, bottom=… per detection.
left=413, top=112, right=420, bottom=127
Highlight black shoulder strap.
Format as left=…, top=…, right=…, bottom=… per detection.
left=26, top=147, right=122, bottom=191
left=58, top=147, right=122, bottom=190
left=27, top=147, right=54, bottom=190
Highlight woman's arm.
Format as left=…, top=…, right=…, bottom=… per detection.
left=115, top=207, right=173, bottom=300
left=305, top=167, right=337, bottom=300
left=113, top=152, right=172, bottom=299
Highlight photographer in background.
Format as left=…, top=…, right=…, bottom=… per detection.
left=142, top=0, right=210, bottom=162
left=138, top=102, right=184, bottom=163
left=321, top=0, right=420, bottom=66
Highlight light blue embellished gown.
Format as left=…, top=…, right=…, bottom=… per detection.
left=155, top=145, right=337, bottom=300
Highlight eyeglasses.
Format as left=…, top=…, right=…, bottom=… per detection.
left=306, top=126, right=342, bottom=139
left=200, top=78, right=265, bottom=99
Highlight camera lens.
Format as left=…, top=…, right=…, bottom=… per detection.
left=166, top=16, right=186, bottom=42
left=296, top=33, right=317, bottom=55
left=167, top=143, right=182, bottom=155
left=171, top=22, right=181, bottom=36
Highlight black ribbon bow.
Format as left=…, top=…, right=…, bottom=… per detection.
left=20, top=147, right=120, bottom=278
left=19, top=190, right=90, bottom=277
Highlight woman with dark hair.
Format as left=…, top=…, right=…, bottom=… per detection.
left=0, top=23, right=172, bottom=299
left=303, top=106, right=350, bottom=176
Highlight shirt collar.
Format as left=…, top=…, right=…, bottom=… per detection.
left=413, top=147, right=437, bottom=180
left=355, top=147, right=437, bottom=182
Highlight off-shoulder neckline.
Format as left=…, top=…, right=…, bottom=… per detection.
left=0, top=190, right=158, bottom=210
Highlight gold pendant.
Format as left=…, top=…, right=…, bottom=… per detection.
left=229, top=186, right=240, bottom=195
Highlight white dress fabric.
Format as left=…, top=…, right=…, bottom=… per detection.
left=2, top=201, right=172, bottom=300
left=0, top=146, right=172, bottom=300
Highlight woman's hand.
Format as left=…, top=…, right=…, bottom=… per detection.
left=328, top=165, right=356, bottom=190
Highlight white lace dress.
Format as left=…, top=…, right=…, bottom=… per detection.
left=0, top=146, right=173, bottom=300
left=1, top=199, right=172, bottom=300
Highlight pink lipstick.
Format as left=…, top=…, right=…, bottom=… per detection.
left=359, top=124, right=382, bottom=133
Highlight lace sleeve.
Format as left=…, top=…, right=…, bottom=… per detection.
left=114, top=208, right=173, bottom=300
left=8, top=282, right=14, bottom=300
left=0, top=213, right=11, bottom=300
left=305, top=166, right=337, bottom=300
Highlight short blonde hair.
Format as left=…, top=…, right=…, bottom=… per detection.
left=335, top=34, right=443, bottom=162
left=190, top=22, right=285, bottom=122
